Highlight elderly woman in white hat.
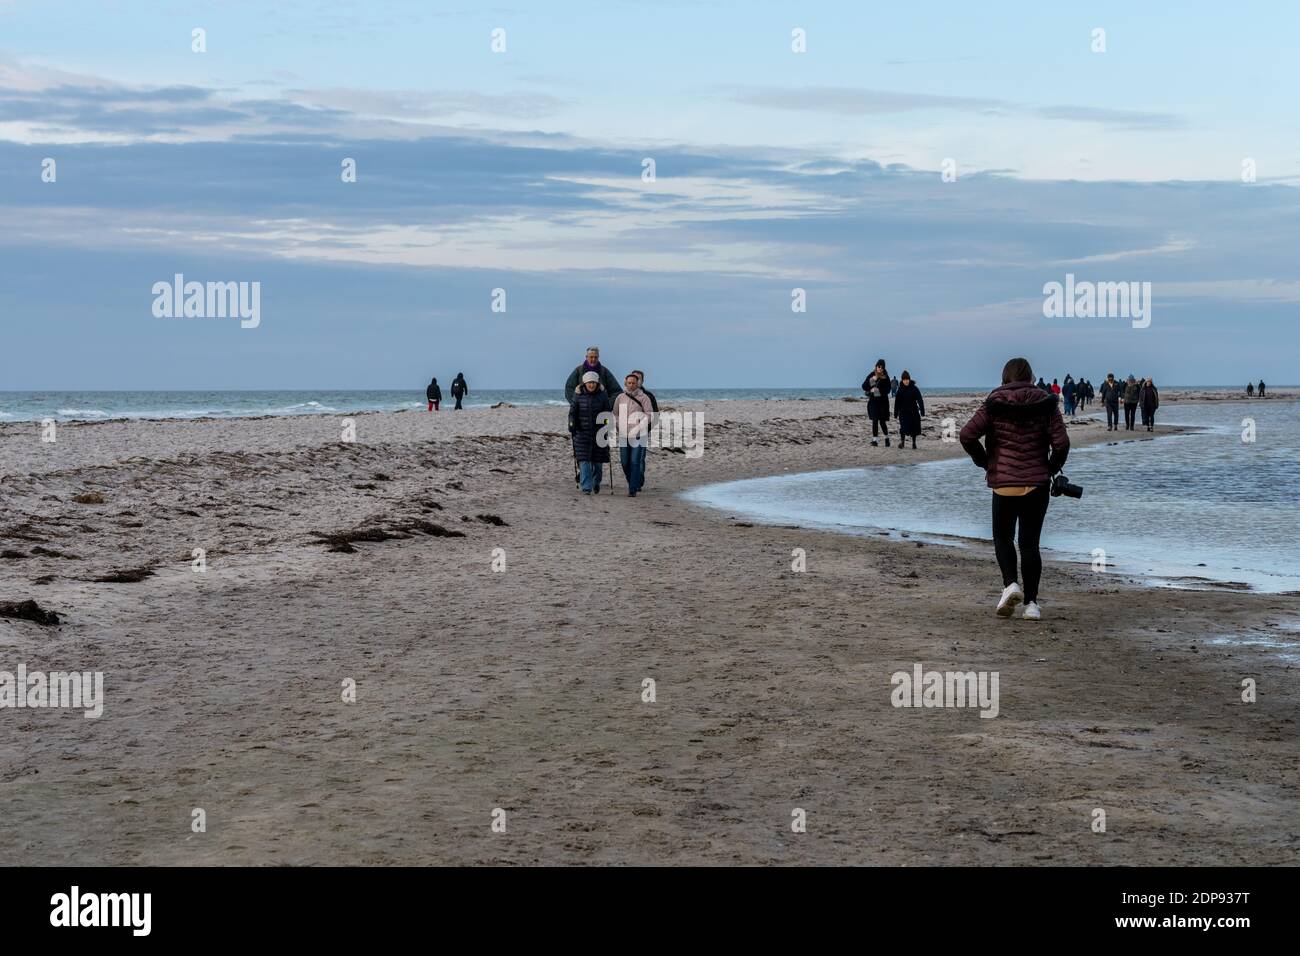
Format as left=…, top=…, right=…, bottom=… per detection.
left=568, top=370, right=613, bottom=494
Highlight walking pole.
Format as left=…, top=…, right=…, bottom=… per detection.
left=599, top=409, right=616, bottom=495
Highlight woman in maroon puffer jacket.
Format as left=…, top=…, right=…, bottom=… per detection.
left=959, top=357, right=1070, bottom=621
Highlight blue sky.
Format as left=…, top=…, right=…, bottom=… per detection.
left=2, top=0, right=1298, bottom=388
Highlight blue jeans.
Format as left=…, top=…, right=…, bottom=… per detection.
left=579, top=460, right=603, bottom=492
left=619, top=445, right=646, bottom=493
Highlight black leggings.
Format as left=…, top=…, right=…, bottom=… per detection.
left=991, top=487, right=1049, bottom=603
left=872, top=418, right=889, bottom=437
left=1124, top=403, right=1137, bottom=429
left=1106, top=404, right=1119, bottom=428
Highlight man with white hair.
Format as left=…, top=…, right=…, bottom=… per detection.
left=564, top=346, right=622, bottom=403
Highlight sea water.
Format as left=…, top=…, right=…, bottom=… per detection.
left=684, top=400, right=1300, bottom=594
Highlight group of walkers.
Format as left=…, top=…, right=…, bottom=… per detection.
left=425, top=373, right=468, bottom=411
left=1094, top=373, right=1159, bottom=431
left=1246, top=380, right=1267, bottom=397
left=1030, top=372, right=1158, bottom=431
left=861, top=359, right=925, bottom=449
left=565, top=347, right=659, bottom=497
left=1041, top=376, right=1095, bottom=416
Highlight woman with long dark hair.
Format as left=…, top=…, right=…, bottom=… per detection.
left=862, top=359, right=892, bottom=447
left=959, top=357, right=1071, bottom=621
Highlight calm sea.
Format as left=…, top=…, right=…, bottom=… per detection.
left=684, top=400, right=1300, bottom=594
left=0, top=386, right=1275, bottom=423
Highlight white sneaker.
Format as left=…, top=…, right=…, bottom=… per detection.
left=996, top=582, right=1023, bottom=617
left=1022, top=601, right=1042, bottom=620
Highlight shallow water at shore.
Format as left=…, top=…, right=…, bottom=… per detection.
left=684, top=401, right=1300, bottom=593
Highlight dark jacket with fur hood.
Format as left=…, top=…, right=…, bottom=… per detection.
left=959, top=381, right=1070, bottom=488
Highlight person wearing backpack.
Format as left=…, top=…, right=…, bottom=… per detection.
left=451, top=372, right=468, bottom=410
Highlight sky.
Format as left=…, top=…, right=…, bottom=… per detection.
left=1, top=0, right=1298, bottom=389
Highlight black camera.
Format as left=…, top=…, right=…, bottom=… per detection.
left=1051, top=473, right=1083, bottom=499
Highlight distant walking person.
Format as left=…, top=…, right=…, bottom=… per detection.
left=1247, top=382, right=1254, bottom=396
left=1061, top=375, right=1076, bottom=417
left=1100, top=373, right=1122, bottom=430
left=1123, top=374, right=1141, bottom=430
left=569, top=372, right=612, bottom=494
left=426, top=377, right=442, bottom=411
left=451, top=372, right=468, bottom=410
left=1259, top=379, right=1267, bottom=398
left=612, top=373, right=654, bottom=496
left=890, top=375, right=900, bottom=398
left=564, top=346, right=622, bottom=403
left=959, top=357, right=1070, bottom=622
left=863, top=359, right=892, bottom=447
left=893, top=371, right=925, bottom=450
left=1140, top=377, right=1159, bottom=431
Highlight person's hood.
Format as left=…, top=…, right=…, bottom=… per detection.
left=986, top=380, right=1058, bottom=415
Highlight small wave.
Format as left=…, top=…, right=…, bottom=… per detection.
left=272, top=401, right=339, bottom=414
left=57, top=408, right=110, bottom=418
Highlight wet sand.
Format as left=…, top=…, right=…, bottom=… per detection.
left=1, top=394, right=1297, bottom=864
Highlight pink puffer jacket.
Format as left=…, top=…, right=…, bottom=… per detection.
left=611, top=389, right=654, bottom=442
left=959, top=381, right=1070, bottom=488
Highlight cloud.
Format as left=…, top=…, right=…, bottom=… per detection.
left=728, top=85, right=1186, bottom=130
left=0, top=55, right=566, bottom=144
left=282, top=87, right=568, bottom=121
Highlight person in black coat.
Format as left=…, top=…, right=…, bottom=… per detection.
left=1140, top=377, right=1159, bottom=431
left=893, top=371, right=925, bottom=449
left=862, top=359, right=892, bottom=447
left=568, top=372, right=613, bottom=494
left=425, top=377, right=442, bottom=412
left=450, top=373, right=468, bottom=410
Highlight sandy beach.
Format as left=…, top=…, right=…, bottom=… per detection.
left=2, top=393, right=1298, bottom=865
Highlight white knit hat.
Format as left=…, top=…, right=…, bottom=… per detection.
left=581, top=371, right=600, bottom=384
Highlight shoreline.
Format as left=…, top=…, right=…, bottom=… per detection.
left=0, top=386, right=1294, bottom=427
left=679, top=417, right=1294, bottom=596
left=2, top=396, right=1298, bottom=864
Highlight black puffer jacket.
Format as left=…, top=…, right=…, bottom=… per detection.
left=959, top=381, right=1070, bottom=488
left=569, top=388, right=613, bottom=463
left=893, top=382, right=925, bottom=437
left=426, top=380, right=442, bottom=402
